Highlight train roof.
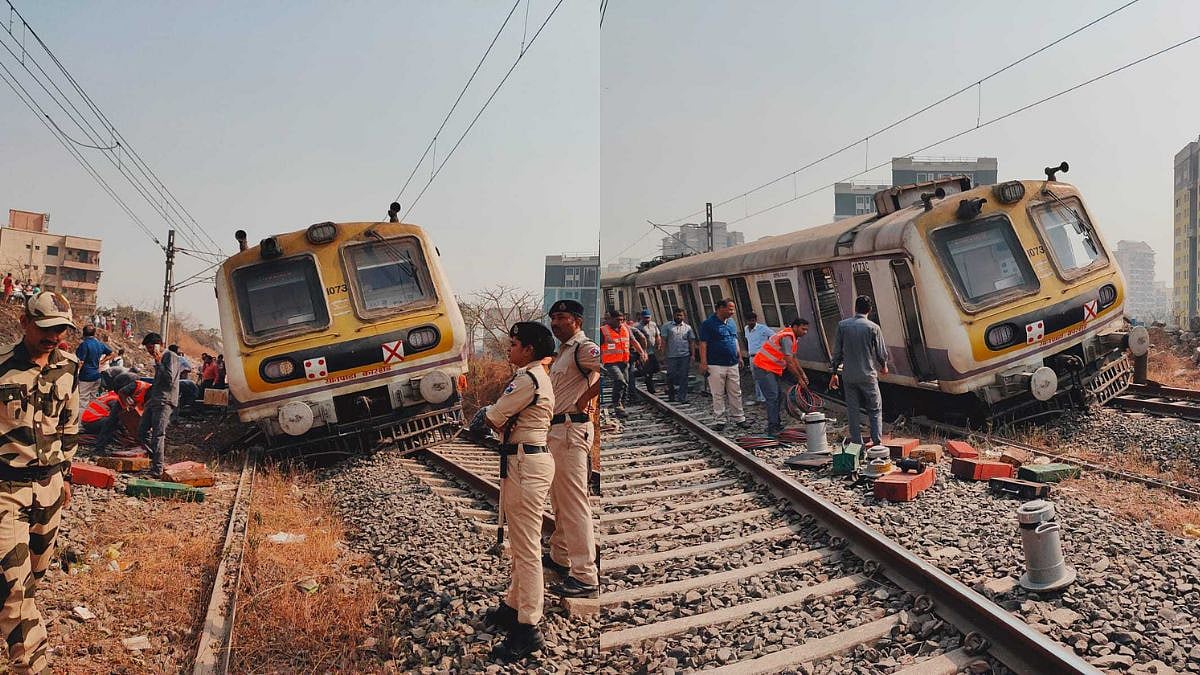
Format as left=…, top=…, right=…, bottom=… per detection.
left=634, top=205, right=917, bottom=286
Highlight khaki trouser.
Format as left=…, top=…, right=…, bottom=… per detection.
left=547, top=420, right=597, bottom=586
left=0, top=473, right=65, bottom=675
left=78, top=379, right=101, bottom=406
left=502, top=448, right=554, bottom=625
left=707, top=364, right=745, bottom=423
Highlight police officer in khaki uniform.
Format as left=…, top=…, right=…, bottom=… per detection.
left=483, top=321, right=556, bottom=661
left=0, top=292, right=80, bottom=674
left=544, top=299, right=600, bottom=598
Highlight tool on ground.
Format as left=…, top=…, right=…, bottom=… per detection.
left=895, top=457, right=927, bottom=474
left=1015, top=499, right=1076, bottom=592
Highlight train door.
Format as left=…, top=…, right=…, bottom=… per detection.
left=850, top=261, right=881, bottom=325
left=659, top=287, right=681, bottom=320
left=805, top=267, right=841, bottom=358
left=755, top=275, right=798, bottom=329
left=891, top=260, right=933, bottom=380
left=728, top=277, right=753, bottom=319
left=637, top=290, right=650, bottom=317
left=680, top=283, right=702, bottom=326
left=647, top=288, right=664, bottom=324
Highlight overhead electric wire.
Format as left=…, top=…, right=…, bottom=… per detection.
left=653, top=0, right=1144, bottom=227
left=391, top=0, right=523, bottom=206
left=0, top=59, right=164, bottom=248
left=725, top=30, right=1200, bottom=226
left=4, top=0, right=224, bottom=255
left=401, top=0, right=566, bottom=221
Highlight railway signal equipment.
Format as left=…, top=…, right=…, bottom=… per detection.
left=1016, top=500, right=1076, bottom=592
left=830, top=443, right=862, bottom=476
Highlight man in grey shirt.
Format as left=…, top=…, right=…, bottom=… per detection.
left=661, top=309, right=696, bottom=403
left=138, top=331, right=183, bottom=477
left=829, top=295, right=889, bottom=447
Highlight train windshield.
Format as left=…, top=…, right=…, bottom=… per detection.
left=1030, top=196, right=1106, bottom=276
left=930, top=216, right=1039, bottom=307
left=232, top=255, right=330, bottom=339
left=344, top=237, right=435, bottom=315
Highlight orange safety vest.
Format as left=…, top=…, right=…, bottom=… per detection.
left=82, top=392, right=120, bottom=424
left=600, top=324, right=631, bottom=365
left=752, top=328, right=797, bottom=376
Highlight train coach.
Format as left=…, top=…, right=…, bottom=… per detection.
left=215, top=209, right=468, bottom=456
left=604, top=167, right=1149, bottom=424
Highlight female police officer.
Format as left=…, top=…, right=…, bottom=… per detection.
left=483, top=321, right=557, bottom=661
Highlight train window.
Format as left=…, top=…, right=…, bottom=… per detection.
left=774, top=280, right=797, bottom=325
left=699, top=285, right=714, bottom=318
left=232, top=255, right=329, bottom=341
left=930, top=216, right=1038, bottom=308
left=660, top=289, right=680, bottom=318
left=344, top=238, right=435, bottom=316
left=755, top=281, right=781, bottom=327
left=807, top=268, right=841, bottom=358
left=1030, top=197, right=1107, bottom=278
left=852, top=269, right=880, bottom=325
left=638, top=291, right=648, bottom=315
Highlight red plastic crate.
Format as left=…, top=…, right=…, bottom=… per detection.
left=945, top=440, right=979, bottom=459
left=950, top=457, right=1014, bottom=481
left=873, top=467, right=936, bottom=501
left=70, top=462, right=116, bottom=489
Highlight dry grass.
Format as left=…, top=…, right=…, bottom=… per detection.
left=463, top=356, right=514, bottom=418
left=231, top=466, right=379, bottom=673
left=1060, top=474, right=1200, bottom=538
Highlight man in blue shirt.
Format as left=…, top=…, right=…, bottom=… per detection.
left=743, top=312, right=775, bottom=404
left=699, top=299, right=748, bottom=431
left=75, top=324, right=112, bottom=405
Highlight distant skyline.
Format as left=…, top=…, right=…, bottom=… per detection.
left=0, top=2, right=597, bottom=327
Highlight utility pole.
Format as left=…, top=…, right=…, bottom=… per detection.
left=705, top=202, right=714, bottom=253
left=159, top=229, right=175, bottom=339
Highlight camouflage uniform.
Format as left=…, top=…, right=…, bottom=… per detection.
left=0, top=309, right=80, bottom=673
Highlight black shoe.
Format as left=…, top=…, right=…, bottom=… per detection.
left=554, top=576, right=599, bottom=598
left=484, top=603, right=518, bottom=632
left=713, top=422, right=726, bottom=431
left=491, top=623, right=545, bottom=662
left=667, top=395, right=676, bottom=402
left=736, top=420, right=752, bottom=429
left=542, top=553, right=570, bottom=577
left=614, top=408, right=628, bottom=419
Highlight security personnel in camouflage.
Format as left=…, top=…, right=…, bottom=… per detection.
left=0, top=291, right=80, bottom=674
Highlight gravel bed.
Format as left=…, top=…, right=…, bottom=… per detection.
left=601, top=494, right=781, bottom=536
left=322, top=448, right=600, bottom=673
left=1047, top=406, right=1200, bottom=482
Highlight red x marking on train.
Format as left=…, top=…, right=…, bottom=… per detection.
left=1083, top=299, right=1098, bottom=321
left=382, top=340, right=405, bottom=364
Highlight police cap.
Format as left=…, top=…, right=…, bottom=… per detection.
left=509, top=321, right=556, bottom=359
left=548, top=299, right=585, bottom=318
left=25, top=291, right=74, bottom=329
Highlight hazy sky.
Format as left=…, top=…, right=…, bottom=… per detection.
left=1, top=1, right=1196, bottom=331
left=0, top=1, right=597, bottom=327
left=600, top=0, right=1198, bottom=286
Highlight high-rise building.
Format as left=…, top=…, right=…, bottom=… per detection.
left=660, top=221, right=745, bottom=257
left=1113, top=240, right=1166, bottom=323
left=833, top=182, right=889, bottom=220
left=544, top=252, right=600, bottom=338
left=1174, top=137, right=1200, bottom=330
left=3, top=209, right=102, bottom=319
left=891, top=156, right=998, bottom=187
left=604, top=257, right=641, bottom=274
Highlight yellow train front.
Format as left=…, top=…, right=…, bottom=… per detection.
left=215, top=219, right=468, bottom=457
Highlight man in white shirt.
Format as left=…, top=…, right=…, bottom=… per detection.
left=744, top=312, right=775, bottom=404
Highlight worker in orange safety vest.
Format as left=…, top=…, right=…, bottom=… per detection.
left=751, top=317, right=810, bottom=437
left=599, top=309, right=645, bottom=418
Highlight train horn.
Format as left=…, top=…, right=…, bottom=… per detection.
left=388, top=202, right=401, bottom=223
left=235, top=229, right=247, bottom=252
left=1044, top=161, right=1069, bottom=181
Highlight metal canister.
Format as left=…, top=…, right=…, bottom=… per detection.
left=803, top=412, right=828, bottom=454
left=1016, top=500, right=1076, bottom=592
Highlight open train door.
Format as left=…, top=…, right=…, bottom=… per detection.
left=890, top=259, right=934, bottom=381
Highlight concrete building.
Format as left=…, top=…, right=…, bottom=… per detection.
left=1114, top=240, right=1170, bottom=323
left=660, top=221, right=745, bottom=257
left=1175, top=137, right=1200, bottom=330
left=3, top=210, right=102, bottom=319
left=604, top=257, right=641, bottom=274
left=891, top=156, right=998, bottom=188
left=833, top=182, right=890, bottom=220
left=544, top=252, right=600, bottom=338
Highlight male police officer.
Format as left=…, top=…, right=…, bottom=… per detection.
left=0, top=291, right=80, bottom=674
left=545, top=299, right=600, bottom=598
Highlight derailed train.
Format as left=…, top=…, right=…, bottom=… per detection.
left=215, top=212, right=469, bottom=456
left=603, top=168, right=1149, bottom=423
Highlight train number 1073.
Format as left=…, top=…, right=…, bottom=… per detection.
left=1025, top=244, right=1046, bottom=258
left=326, top=283, right=348, bottom=295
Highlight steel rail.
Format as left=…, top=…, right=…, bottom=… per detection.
left=424, top=444, right=558, bottom=538
left=1125, top=382, right=1200, bottom=401
left=908, top=417, right=1200, bottom=502
left=641, top=394, right=1099, bottom=675
left=193, top=452, right=256, bottom=675
left=1109, top=395, right=1200, bottom=421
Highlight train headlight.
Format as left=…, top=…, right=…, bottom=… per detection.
left=262, top=357, right=298, bottom=382
left=405, top=325, right=440, bottom=351
left=306, top=222, right=338, bottom=244
left=1097, top=284, right=1117, bottom=309
left=985, top=323, right=1020, bottom=351
left=419, top=371, right=453, bottom=404
left=992, top=181, right=1025, bottom=204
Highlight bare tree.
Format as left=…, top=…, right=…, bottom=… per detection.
left=461, top=284, right=544, bottom=357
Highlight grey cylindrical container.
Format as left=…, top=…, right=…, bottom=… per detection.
left=803, top=412, right=828, bottom=454
left=1016, top=500, right=1076, bottom=592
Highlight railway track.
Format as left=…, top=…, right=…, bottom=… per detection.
left=600, top=392, right=1097, bottom=674
left=1108, top=382, right=1200, bottom=421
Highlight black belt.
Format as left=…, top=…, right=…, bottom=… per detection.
left=550, top=412, right=590, bottom=424
left=0, top=461, right=68, bottom=483
left=498, top=444, right=547, bottom=479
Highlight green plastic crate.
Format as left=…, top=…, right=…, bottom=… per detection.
left=1016, top=463, right=1081, bottom=484
left=831, top=443, right=863, bottom=476
left=125, top=478, right=206, bottom=502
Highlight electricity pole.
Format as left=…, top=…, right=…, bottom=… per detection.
left=705, top=202, right=714, bottom=253
left=159, top=229, right=175, bottom=339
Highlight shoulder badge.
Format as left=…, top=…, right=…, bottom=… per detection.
left=588, top=345, right=600, bottom=358
left=503, top=382, right=516, bottom=395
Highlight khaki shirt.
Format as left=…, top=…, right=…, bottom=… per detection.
left=0, top=342, right=81, bottom=468
left=549, top=330, right=601, bottom=414
left=486, top=363, right=555, bottom=446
